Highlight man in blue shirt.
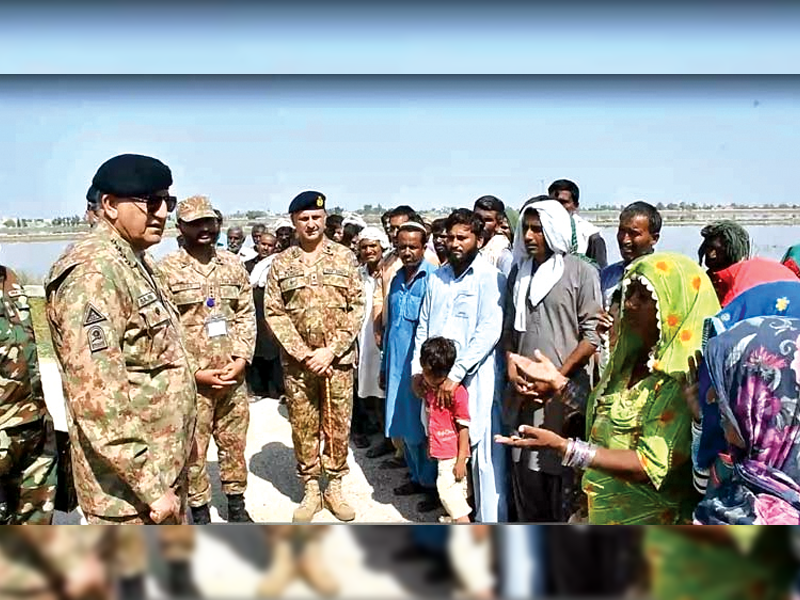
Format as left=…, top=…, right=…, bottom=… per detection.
left=600, top=201, right=661, bottom=308
left=381, top=221, right=440, bottom=513
left=412, top=209, right=508, bottom=523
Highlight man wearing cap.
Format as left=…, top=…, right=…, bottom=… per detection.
left=45, top=154, right=198, bottom=525
left=265, top=191, right=365, bottom=522
left=159, top=195, right=256, bottom=524
left=274, top=219, right=296, bottom=252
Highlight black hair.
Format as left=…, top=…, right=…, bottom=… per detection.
left=213, top=209, right=223, bottom=225
left=390, top=205, right=418, bottom=220
left=251, top=223, right=267, bottom=234
left=619, top=201, right=662, bottom=235
left=325, top=214, right=344, bottom=228
left=341, top=222, right=364, bottom=246
left=420, top=337, right=457, bottom=377
left=473, top=195, right=506, bottom=215
left=381, top=211, right=392, bottom=225
left=431, top=217, right=448, bottom=233
left=699, top=221, right=751, bottom=265
left=547, top=179, right=580, bottom=205
left=444, top=208, right=483, bottom=238
left=525, top=194, right=551, bottom=205
left=396, top=222, right=429, bottom=244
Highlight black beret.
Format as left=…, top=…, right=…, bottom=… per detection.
left=288, top=190, right=326, bottom=214
left=86, top=184, right=101, bottom=208
left=91, top=154, right=173, bottom=198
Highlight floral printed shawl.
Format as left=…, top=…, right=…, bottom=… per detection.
left=694, top=316, right=800, bottom=525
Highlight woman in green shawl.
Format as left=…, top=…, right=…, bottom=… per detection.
left=495, top=252, right=720, bottom=524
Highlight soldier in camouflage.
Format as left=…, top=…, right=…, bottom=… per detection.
left=159, top=195, right=256, bottom=524
left=0, top=262, right=58, bottom=525
left=44, top=154, right=198, bottom=526
left=265, top=191, right=365, bottom=523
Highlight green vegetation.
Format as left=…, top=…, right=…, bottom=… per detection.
left=29, top=297, right=55, bottom=361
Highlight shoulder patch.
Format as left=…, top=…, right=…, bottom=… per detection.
left=87, top=326, right=109, bottom=353
left=83, top=304, right=107, bottom=327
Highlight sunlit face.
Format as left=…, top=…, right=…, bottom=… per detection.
left=702, top=236, right=732, bottom=272
left=178, top=217, right=218, bottom=248
left=358, top=239, right=383, bottom=267
left=522, top=210, right=549, bottom=263
left=474, top=208, right=499, bottom=238
left=389, top=214, right=410, bottom=247
left=618, top=214, right=658, bottom=264
left=422, top=367, right=447, bottom=389
left=623, top=279, right=660, bottom=350
left=292, top=209, right=326, bottom=244
left=396, top=229, right=426, bottom=270
left=554, top=190, right=578, bottom=214
left=446, top=223, right=480, bottom=266
left=103, top=190, right=171, bottom=252
left=227, top=228, right=245, bottom=253
left=257, top=234, right=276, bottom=258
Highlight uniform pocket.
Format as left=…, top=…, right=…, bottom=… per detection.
left=322, top=271, right=349, bottom=308
left=169, top=283, right=204, bottom=306
left=139, top=301, right=171, bottom=332
left=220, top=284, right=239, bottom=300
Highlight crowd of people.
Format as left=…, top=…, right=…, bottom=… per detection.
left=7, top=153, right=800, bottom=597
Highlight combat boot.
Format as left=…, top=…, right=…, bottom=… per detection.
left=323, top=478, right=355, bottom=522
left=226, top=494, right=254, bottom=523
left=190, top=504, right=211, bottom=525
left=292, top=479, right=323, bottom=523
left=298, top=536, right=339, bottom=597
left=165, top=560, right=203, bottom=598
left=119, top=574, right=147, bottom=600
left=257, top=537, right=297, bottom=598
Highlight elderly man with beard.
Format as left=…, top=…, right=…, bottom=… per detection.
left=380, top=222, right=441, bottom=513
left=411, top=209, right=507, bottom=522
left=352, top=227, right=388, bottom=449
left=501, top=196, right=602, bottom=523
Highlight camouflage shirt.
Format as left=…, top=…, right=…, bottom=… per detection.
left=158, top=248, right=256, bottom=371
left=44, top=221, right=197, bottom=518
left=0, top=267, right=48, bottom=431
left=265, top=238, right=365, bottom=365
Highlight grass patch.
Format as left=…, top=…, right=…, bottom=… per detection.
left=29, top=297, right=55, bottom=361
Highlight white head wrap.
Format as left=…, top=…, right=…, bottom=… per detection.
left=342, top=213, right=368, bottom=229
left=358, top=226, right=389, bottom=249
left=274, top=218, right=294, bottom=231
left=512, top=199, right=573, bottom=332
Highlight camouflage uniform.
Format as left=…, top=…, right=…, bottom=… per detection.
left=265, top=237, right=364, bottom=519
left=0, top=526, right=114, bottom=600
left=159, top=241, right=256, bottom=509
left=113, top=526, right=196, bottom=578
left=0, top=266, right=58, bottom=525
left=44, top=220, right=197, bottom=524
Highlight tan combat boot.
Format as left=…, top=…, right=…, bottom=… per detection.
left=293, top=479, right=323, bottom=523
left=257, top=537, right=297, bottom=598
left=298, top=535, right=339, bottom=597
left=323, top=477, right=356, bottom=522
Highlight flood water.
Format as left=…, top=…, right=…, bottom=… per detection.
left=1, top=225, right=797, bottom=281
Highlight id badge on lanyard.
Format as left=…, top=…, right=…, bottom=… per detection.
left=204, top=296, right=228, bottom=338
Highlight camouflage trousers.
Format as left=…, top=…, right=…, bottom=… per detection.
left=112, top=526, right=197, bottom=579
left=85, top=472, right=189, bottom=526
left=0, top=415, right=58, bottom=525
left=188, top=383, right=250, bottom=507
left=283, top=362, right=353, bottom=482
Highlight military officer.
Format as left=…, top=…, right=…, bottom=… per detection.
left=159, top=195, right=256, bottom=524
left=0, top=261, right=58, bottom=525
left=265, top=191, right=365, bottom=522
left=45, top=154, right=198, bottom=525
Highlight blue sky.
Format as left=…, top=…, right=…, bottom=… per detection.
left=1, top=4, right=799, bottom=218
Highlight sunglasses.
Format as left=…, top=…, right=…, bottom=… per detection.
left=118, top=194, right=178, bottom=214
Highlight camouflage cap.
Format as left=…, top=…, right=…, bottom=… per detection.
left=177, top=195, right=217, bottom=222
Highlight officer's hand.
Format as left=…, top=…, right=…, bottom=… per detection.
left=196, top=369, right=238, bottom=390
left=306, top=348, right=335, bottom=376
left=150, top=488, right=179, bottom=523
left=411, top=374, right=427, bottom=399
left=63, top=554, right=109, bottom=600
left=219, top=358, right=247, bottom=382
